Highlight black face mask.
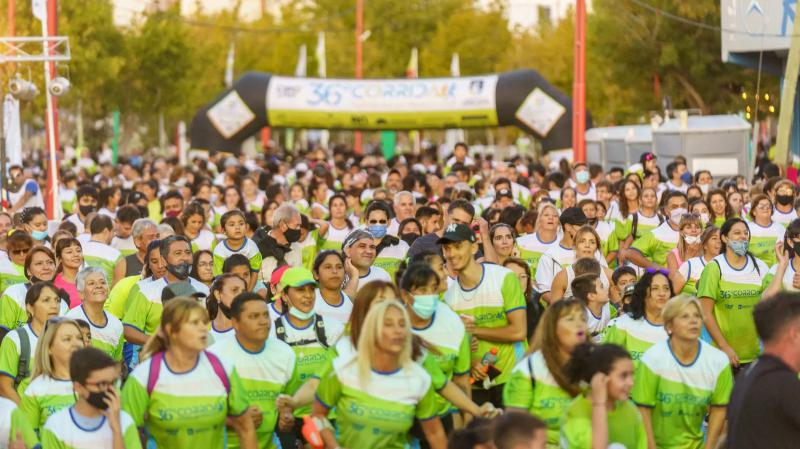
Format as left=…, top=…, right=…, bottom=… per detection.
left=79, top=204, right=96, bottom=216
left=166, top=261, right=192, bottom=280
left=400, top=233, right=419, bottom=246
left=776, top=194, right=794, bottom=206
left=85, top=389, right=110, bottom=410
left=284, top=227, right=301, bottom=243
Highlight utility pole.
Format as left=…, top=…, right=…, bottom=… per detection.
left=572, top=0, right=586, bottom=163
left=354, top=0, right=363, bottom=155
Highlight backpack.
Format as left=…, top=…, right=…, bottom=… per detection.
left=631, top=212, right=664, bottom=240
left=14, top=327, right=30, bottom=390
left=275, top=315, right=329, bottom=349
left=146, top=350, right=230, bottom=396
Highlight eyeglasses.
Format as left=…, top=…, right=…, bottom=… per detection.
left=646, top=267, right=669, bottom=276
left=368, top=219, right=388, bottom=225
left=44, top=316, right=70, bottom=332
left=10, top=247, right=31, bottom=255
left=755, top=203, right=772, bottom=210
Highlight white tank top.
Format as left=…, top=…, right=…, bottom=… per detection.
left=563, top=265, right=611, bottom=299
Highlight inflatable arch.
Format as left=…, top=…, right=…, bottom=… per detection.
left=190, top=69, right=592, bottom=154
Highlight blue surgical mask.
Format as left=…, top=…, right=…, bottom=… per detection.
left=289, top=305, right=315, bottom=321
left=728, top=239, right=749, bottom=256
left=575, top=171, right=590, bottom=184
left=680, top=172, right=692, bottom=184
left=368, top=224, right=387, bottom=239
left=411, top=294, right=439, bottom=319
left=31, top=230, right=48, bottom=241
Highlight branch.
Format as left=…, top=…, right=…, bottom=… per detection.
left=672, top=72, right=709, bottom=113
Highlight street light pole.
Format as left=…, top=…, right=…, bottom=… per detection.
left=572, top=0, right=586, bottom=163
left=41, top=0, right=61, bottom=220
left=354, top=0, right=363, bottom=155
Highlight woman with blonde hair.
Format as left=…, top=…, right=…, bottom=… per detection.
left=503, top=298, right=587, bottom=447
left=313, top=299, right=448, bottom=449
left=633, top=295, right=732, bottom=449
left=20, top=316, right=84, bottom=432
left=550, top=226, right=615, bottom=302
left=516, top=202, right=560, bottom=277
left=666, top=213, right=703, bottom=275
left=120, top=297, right=258, bottom=449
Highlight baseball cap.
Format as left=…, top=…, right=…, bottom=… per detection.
left=560, top=207, right=588, bottom=226
left=270, top=265, right=291, bottom=287
left=342, top=229, right=374, bottom=250
left=496, top=188, right=513, bottom=201
left=279, top=267, right=317, bottom=291
left=437, top=223, right=477, bottom=244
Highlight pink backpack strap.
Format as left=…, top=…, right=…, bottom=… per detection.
left=204, top=350, right=231, bottom=394
left=146, top=352, right=165, bottom=396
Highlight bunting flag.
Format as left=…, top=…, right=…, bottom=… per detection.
left=450, top=52, right=460, bottom=77
left=3, top=94, right=22, bottom=166
left=316, top=32, right=326, bottom=78
left=224, top=41, right=235, bottom=88
left=295, top=44, right=307, bottom=78
left=406, top=47, right=419, bottom=154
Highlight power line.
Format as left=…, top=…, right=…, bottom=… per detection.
left=627, top=0, right=800, bottom=38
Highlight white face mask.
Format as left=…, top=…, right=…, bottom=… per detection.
left=684, top=235, right=701, bottom=245
left=699, top=183, right=710, bottom=194
left=670, top=208, right=687, bottom=225
left=699, top=213, right=710, bottom=224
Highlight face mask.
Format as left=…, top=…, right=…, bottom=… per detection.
left=289, top=305, right=315, bottom=321
left=575, top=171, right=590, bottom=184
left=401, top=233, right=419, bottom=246
left=210, top=194, right=219, bottom=204
left=698, top=184, right=710, bottom=195
left=411, top=294, right=439, bottom=319
left=699, top=213, right=710, bottom=225
left=680, top=172, right=693, bottom=184
left=31, top=230, right=48, bottom=241
left=728, top=239, right=749, bottom=256
left=284, top=227, right=301, bottom=243
left=368, top=224, right=387, bottom=239
left=776, top=194, right=794, bottom=206
left=85, top=389, right=110, bottom=410
left=79, top=204, right=96, bottom=216
left=166, top=261, right=192, bottom=280
left=684, top=235, right=700, bottom=245
left=670, top=208, right=687, bottom=225
left=165, top=210, right=180, bottom=218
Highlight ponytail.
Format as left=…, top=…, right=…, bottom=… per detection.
left=141, top=327, right=169, bottom=361
left=207, top=274, right=245, bottom=321
left=564, top=343, right=631, bottom=385
left=141, top=297, right=208, bottom=361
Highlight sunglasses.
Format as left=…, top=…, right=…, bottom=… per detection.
left=645, top=267, right=669, bottom=277
left=368, top=219, right=388, bottom=225
left=11, top=247, right=31, bottom=255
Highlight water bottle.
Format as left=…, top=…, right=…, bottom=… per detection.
left=471, top=347, right=498, bottom=384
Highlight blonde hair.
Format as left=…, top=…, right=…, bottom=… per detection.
left=141, top=297, right=209, bottom=360
left=355, top=300, right=412, bottom=386
left=662, top=294, right=704, bottom=333
left=534, top=202, right=560, bottom=233
left=677, top=214, right=703, bottom=260
left=31, top=318, right=82, bottom=379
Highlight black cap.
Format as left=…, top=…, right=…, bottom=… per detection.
left=496, top=189, right=513, bottom=201
left=437, top=223, right=477, bottom=244
left=560, top=207, right=587, bottom=226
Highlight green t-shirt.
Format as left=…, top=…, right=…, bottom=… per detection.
left=104, top=275, right=142, bottom=320
left=81, top=240, right=122, bottom=288
left=40, top=407, right=142, bottom=449
left=122, top=278, right=209, bottom=337
left=677, top=257, right=710, bottom=296
left=746, top=220, right=785, bottom=268
left=0, top=397, right=39, bottom=449
left=121, top=351, right=250, bottom=449
left=212, top=238, right=262, bottom=277
left=503, top=351, right=574, bottom=445
left=319, top=223, right=352, bottom=252
left=696, top=254, right=767, bottom=363
left=762, top=262, right=800, bottom=293
left=0, top=325, right=39, bottom=396
left=410, top=302, right=471, bottom=416
left=65, top=306, right=125, bottom=361
left=632, top=339, right=733, bottom=449
left=615, top=212, right=662, bottom=242
left=0, top=283, right=32, bottom=331
left=560, top=395, right=647, bottom=449
left=209, top=337, right=296, bottom=449
left=315, top=356, right=439, bottom=449
left=20, top=375, right=76, bottom=431
left=0, top=260, right=26, bottom=299
left=516, top=232, right=559, bottom=274
left=373, top=240, right=410, bottom=282
left=630, top=222, right=679, bottom=268
left=601, top=314, right=667, bottom=364
left=269, top=315, right=344, bottom=417
left=444, top=264, right=527, bottom=386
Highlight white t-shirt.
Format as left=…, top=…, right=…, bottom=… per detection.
left=41, top=407, right=139, bottom=449
left=586, top=303, right=613, bottom=342
left=355, top=266, right=392, bottom=290
left=535, top=244, right=607, bottom=294
left=314, top=289, right=353, bottom=324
